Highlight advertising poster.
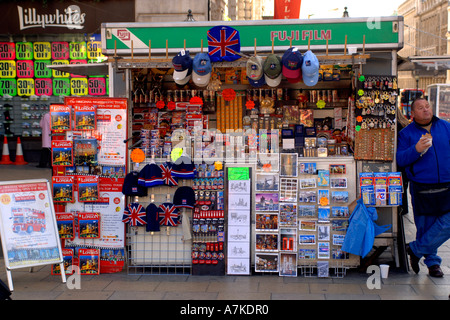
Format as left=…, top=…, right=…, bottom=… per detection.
left=65, top=97, right=127, bottom=167
left=0, top=180, right=62, bottom=269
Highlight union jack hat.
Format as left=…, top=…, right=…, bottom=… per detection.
left=159, top=162, right=178, bottom=186
left=158, top=203, right=179, bottom=227
left=122, top=202, right=147, bottom=227
left=207, top=25, right=241, bottom=62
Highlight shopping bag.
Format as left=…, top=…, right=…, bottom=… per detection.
left=341, top=198, right=391, bottom=258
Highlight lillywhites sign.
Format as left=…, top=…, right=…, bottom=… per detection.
left=17, top=5, right=86, bottom=30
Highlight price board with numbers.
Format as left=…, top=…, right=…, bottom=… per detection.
left=33, top=42, right=52, bottom=60
left=17, top=60, right=34, bottom=78
left=87, top=41, right=106, bottom=61
left=69, top=42, right=87, bottom=60
left=0, top=79, right=17, bottom=96
left=35, top=78, right=52, bottom=96
left=52, top=60, right=70, bottom=78
left=88, top=77, right=106, bottom=96
left=34, top=60, right=52, bottom=78
left=53, top=78, right=70, bottom=96
left=51, top=41, right=69, bottom=60
left=0, top=42, right=16, bottom=60
left=0, top=60, right=16, bottom=78
left=17, top=78, right=35, bottom=96
left=15, top=42, right=33, bottom=60
left=70, top=77, right=88, bottom=96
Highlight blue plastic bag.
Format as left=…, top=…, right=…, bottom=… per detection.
left=341, top=199, right=391, bottom=258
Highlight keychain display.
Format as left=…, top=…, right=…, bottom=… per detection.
left=354, top=75, right=398, bottom=161
left=191, top=163, right=225, bottom=275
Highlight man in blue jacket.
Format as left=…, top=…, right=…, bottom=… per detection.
left=397, top=98, right=450, bottom=277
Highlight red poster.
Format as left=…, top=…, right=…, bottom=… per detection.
left=274, top=0, right=301, bottom=19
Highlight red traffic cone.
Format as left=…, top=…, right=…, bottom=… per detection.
left=0, top=136, right=13, bottom=164
left=13, top=137, right=28, bottom=165
left=0, top=136, right=13, bottom=165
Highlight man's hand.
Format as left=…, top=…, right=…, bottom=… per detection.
left=415, top=136, right=432, bottom=154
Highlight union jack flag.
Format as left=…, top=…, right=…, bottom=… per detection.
left=158, top=203, right=179, bottom=227
left=122, top=203, right=147, bottom=226
left=207, top=25, right=240, bottom=62
left=159, top=163, right=178, bottom=186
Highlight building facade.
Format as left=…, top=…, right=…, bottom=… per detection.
left=397, top=0, right=449, bottom=90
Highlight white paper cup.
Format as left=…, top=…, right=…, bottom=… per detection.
left=380, top=264, right=390, bottom=278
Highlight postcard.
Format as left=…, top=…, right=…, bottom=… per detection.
left=331, top=206, right=349, bottom=218
left=280, top=153, right=298, bottom=177
left=279, top=202, right=297, bottom=227
left=299, top=234, right=316, bottom=245
left=255, top=233, right=278, bottom=251
left=330, top=177, right=347, bottom=189
left=279, top=253, right=298, bottom=277
left=255, top=213, right=278, bottom=231
left=317, top=170, right=330, bottom=187
left=298, top=248, right=316, bottom=260
left=300, top=178, right=316, bottom=189
left=255, top=253, right=279, bottom=272
left=298, top=205, right=316, bottom=217
left=299, top=220, right=317, bottom=231
left=299, top=190, right=317, bottom=203
left=280, top=228, right=297, bottom=252
left=299, top=162, right=317, bottom=174
left=255, top=193, right=279, bottom=212
left=255, top=173, right=279, bottom=191
left=318, top=242, right=330, bottom=259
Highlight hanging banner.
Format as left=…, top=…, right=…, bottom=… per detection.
left=274, top=0, right=301, bottom=19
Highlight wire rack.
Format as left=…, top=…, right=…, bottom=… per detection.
left=125, top=162, right=193, bottom=275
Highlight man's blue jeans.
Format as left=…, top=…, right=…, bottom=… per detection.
left=409, top=210, right=450, bottom=267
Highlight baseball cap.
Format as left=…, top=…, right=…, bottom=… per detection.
left=172, top=50, right=193, bottom=81
left=192, top=52, right=212, bottom=87
left=246, top=55, right=264, bottom=80
left=263, top=54, right=282, bottom=87
left=247, top=75, right=266, bottom=88
left=282, top=47, right=303, bottom=80
left=302, top=50, right=320, bottom=87
left=173, top=186, right=196, bottom=209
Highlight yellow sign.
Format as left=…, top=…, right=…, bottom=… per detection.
left=17, top=78, right=35, bottom=96
left=52, top=60, right=69, bottom=78
left=33, top=42, right=52, bottom=60
left=70, top=78, right=88, bottom=96
left=87, top=41, right=106, bottom=61
left=0, top=60, right=16, bottom=78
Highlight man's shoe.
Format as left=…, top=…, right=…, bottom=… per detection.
left=428, top=265, right=444, bottom=278
left=406, top=244, right=420, bottom=274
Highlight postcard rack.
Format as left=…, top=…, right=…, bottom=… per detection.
left=253, top=156, right=360, bottom=277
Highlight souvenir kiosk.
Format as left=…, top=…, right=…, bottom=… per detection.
left=97, top=16, right=405, bottom=276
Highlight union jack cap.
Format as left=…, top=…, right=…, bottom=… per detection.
left=122, top=202, right=147, bottom=227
